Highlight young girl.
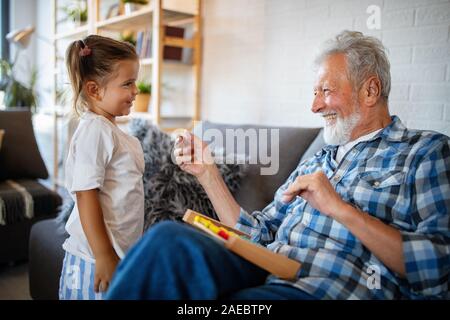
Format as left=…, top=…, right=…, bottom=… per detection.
left=59, top=35, right=145, bottom=300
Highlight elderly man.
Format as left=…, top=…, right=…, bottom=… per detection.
left=107, top=31, right=450, bottom=300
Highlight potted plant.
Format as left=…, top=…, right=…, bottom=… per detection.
left=122, top=0, right=149, bottom=15
left=0, top=59, right=38, bottom=113
left=62, top=3, right=88, bottom=26
left=120, top=32, right=136, bottom=46
left=134, top=81, right=151, bottom=112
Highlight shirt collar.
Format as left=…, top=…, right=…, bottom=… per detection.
left=377, top=115, right=409, bottom=142
left=321, top=115, right=408, bottom=154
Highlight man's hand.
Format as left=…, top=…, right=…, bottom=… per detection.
left=173, top=131, right=241, bottom=226
left=173, top=131, right=216, bottom=179
left=282, top=171, right=347, bottom=218
left=94, top=251, right=120, bottom=293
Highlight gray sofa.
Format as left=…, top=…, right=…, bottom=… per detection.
left=28, top=122, right=324, bottom=300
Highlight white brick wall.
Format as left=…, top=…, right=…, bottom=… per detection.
left=202, top=0, right=450, bottom=136
left=445, top=104, right=450, bottom=120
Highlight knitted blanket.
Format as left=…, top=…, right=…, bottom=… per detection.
left=0, top=179, right=62, bottom=225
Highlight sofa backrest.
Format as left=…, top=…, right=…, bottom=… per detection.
left=0, top=109, right=49, bottom=180
left=194, top=121, right=324, bottom=213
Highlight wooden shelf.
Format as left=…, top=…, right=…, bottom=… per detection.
left=140, top=59, right=195, bottom=67
left=117, top=113, right=191, bottom=124
left=166, top=17, right=195, bottom=27
left=97, top=7, right=153, bottom=31
left=159, top=116, right=193, bottom=132
left=163, top=0, right=198, bottom=15
left=117, top=116, right=193, bottom=134
left=164, top=9, right=194, bottom=24
left=96, top=7, right=192, bottom=32
left=164, top=36, right=194, bottom=48
left=54, top=25, right=89, bottom=40
left=141, top=58, right=153, bottom=66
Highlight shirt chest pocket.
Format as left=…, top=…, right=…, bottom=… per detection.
left=349, top=170, right=410, bottom=223
left=356, top=170, right=406, bottom=189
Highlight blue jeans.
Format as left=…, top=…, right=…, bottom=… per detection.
left=106, top=221, right=315, bottom=300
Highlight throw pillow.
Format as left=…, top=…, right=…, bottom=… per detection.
left=0, top=110, right=49, bottom=180
left=129, top=119, right=247, bottom=230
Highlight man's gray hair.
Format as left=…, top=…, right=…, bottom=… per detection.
left=315, top=30, right=391, bottom=101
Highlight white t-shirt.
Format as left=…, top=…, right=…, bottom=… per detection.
left=63, top=111, right=145, bottom=263
left=335, top=129, right=382, bottom=163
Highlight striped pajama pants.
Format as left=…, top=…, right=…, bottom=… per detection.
left=59, top=251, right=103, bottom=300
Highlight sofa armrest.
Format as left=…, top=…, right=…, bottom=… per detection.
left=29, top=218, right=67, bottom=300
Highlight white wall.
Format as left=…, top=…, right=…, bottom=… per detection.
left=35, top=0, right=56, bottom=111
left=202, top=0, right=450, bottom=136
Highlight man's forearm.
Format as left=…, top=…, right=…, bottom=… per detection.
left=197, top=165, right=241, bottom=227
left=334, top=202, right=406, bottom=278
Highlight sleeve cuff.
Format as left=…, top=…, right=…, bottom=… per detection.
left=234, top=208, right=263, bottom=242
left=401, top=231, right=450, bottom=298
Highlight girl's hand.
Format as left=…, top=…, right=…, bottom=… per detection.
left=94, top=251, right=120, bottom=293
left=173, top=131, right=216, bottom=179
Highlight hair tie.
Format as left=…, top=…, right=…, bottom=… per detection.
left=79, top=40, right=92, bottom=57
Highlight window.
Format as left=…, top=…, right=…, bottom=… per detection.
left=0, top=0, right=9, bottom=61
left=0, top=0, right=9, bottom=92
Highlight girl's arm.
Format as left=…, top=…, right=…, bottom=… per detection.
left=76, top=189, right=119, bottom=293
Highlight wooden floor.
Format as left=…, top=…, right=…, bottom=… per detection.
left=0, top=262, right=31, bottom=300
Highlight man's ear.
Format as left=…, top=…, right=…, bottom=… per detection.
left=85, top=80, right=102, bottom=102
left=360, top=76, right=381, bottom=107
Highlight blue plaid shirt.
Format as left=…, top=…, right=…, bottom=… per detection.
left=235, top=116, right=450, bottom=299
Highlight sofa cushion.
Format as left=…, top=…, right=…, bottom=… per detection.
left=0, top=110, right=49, bottom=180
left=194, top=121, right=321, bottom=213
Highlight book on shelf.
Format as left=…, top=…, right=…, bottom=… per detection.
left=135, top=30, right=144, bottom=56
left=164, top=25, right=184, bottom=61
left=134, top=26, right=184, bottom=60
left=182, top=209, right=302, bottom=280
left=135, top=28, right=152, bottom=59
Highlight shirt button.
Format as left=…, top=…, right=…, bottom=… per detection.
left=373, top=181, right=380, bottom=187
left=333, top=175, right=341, bottom=181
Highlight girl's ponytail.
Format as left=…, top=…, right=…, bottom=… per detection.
left=65, top=40, right=86, bottom=116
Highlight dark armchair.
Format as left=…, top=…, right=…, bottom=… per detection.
left=0, top=109, right=62, bottom=263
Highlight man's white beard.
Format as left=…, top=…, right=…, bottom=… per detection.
left=323, top=111, right=361, bottom=146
